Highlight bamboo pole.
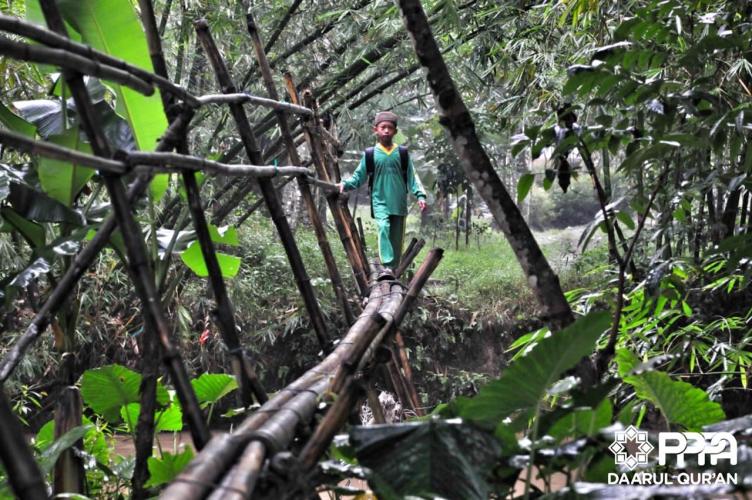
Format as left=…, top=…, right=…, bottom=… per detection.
left=132, top=7, right=188, bottom=494
left=0, top=109, right=194, bottom=383
left=0, top=13, right=197, bottom=106
left=264, top=0, right=303, bottom=53
left=39, top=0, right=210, bottom=449
left=297, top=88, right=370, bottom=296
left=132, top=322, right=160, bottom=500
left=195, top=18, right=330, bottom=353
left=0, top=128, right=313, bottom=178
left=298, top=250, right=443, bottom=470
left=198, top=93, right=312, bottom=115
left=125, top=151, right=311, bottom=176
left=53, top=386, right=85, bottom=494
left=205, top=441, right=265, bottom=500
left=396, top=0, right=577, bottom=335
left=0, top=34, right=154, bottom=95
left=206, top=378, right=327, bottom=500
left=394, top=330, right=423, bottom=416
left=394, top=238, right=425, bottom=279
left=183, top=171, right=268, bottom=406
left=244, top=9, right=354, bottom=327
left=0, top=389, right=48, bottom=500
left=305, top=93, right=370, bottom=274
left=366, top=381, right=386, bottom=424
left=0, top=128, right=127, bottom=174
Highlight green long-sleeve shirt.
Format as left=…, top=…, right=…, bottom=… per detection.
left=342, top=144, right=426, bottom=217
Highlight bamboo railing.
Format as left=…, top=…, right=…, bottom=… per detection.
left=0, top=4, right=443, bottom=498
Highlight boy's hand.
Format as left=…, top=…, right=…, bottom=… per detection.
left=337, top=183, right=345, bottom=193
left=418, top=199, right=427, bottom=212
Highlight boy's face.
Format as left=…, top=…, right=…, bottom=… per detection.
left=373, top=121, right=397, bottom=145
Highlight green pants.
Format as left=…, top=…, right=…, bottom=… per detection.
left=375, top=214, right=406, bottom=268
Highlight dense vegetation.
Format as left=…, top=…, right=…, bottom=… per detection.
left=0, top=0, right=751, bottom=498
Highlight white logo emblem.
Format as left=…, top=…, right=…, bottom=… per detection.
left=609, top=425, right=654, bottom=470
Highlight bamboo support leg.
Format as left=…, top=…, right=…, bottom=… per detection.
left=196, top=20, right=330, bottom=351
left=183, top=171, right=267, bottom=405
left=394, top=330, right=423, bottom=416
left=0, top=390, right=48, bottom=500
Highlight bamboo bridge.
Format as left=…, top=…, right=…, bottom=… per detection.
left=0, top=3, right=443, bottom=499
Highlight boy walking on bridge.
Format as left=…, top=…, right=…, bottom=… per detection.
left=338, top=111, right=427, bottom=275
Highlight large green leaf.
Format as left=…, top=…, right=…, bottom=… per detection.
left=0, top=102, right=36, bottom=137
left=180, top=241, right=241, bottom=279
left=350, top=420, right=500, bottom=500
left=456, top=311, right=610, bottom=424
left=0, top=207, right=45, bottom=248
left=516, top=173, right=534, bottom=203
left=38, top=127, right=94, bottom=206
left=120, top=402, right=183, bottom=434
left=35, top=417, right=111, bottom=467
left=37, top=425, right=91, bottom=474
left=80, top=364, right=169, bottom=422
left=191, top=373, right=238, bottom=408
left=617, top=350, right=725, bottom=431
left=7, top=182, right=85, bottom=225
left=145, top=448, right=194, bottom=488
left=57, top=0, right=168, bottom=198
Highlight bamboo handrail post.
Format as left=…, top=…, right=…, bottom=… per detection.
left=39, top=0, right=210, bottom=449
left=0, top=390, right=48, bottom=500
left=357, top=216, right=367, bottom=252
left=306, top=92, right=369, bottom=270
left=195, top=19, right=330, bottom=352
left=183, top=171, right=267, bottom=406
left=0, top=108, right=194, bottom=383
left=366, top=380, right=386, bottom=424
left=394, top=238, right=425, bottom=279
left=298, top=89, right=370, bottom=294
left=244, top=12, right=353, bottom=327
left=385, top=354, right=415, bottom=415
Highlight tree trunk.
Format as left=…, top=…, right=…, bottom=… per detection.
left=465, top=184, right=472, bottom=246
left=396, top=0, right=575, bottom=333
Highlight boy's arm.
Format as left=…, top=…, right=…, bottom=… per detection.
left=407, top=156, right=427, bottom=200
left=341, top=154, right=367, bottom=191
